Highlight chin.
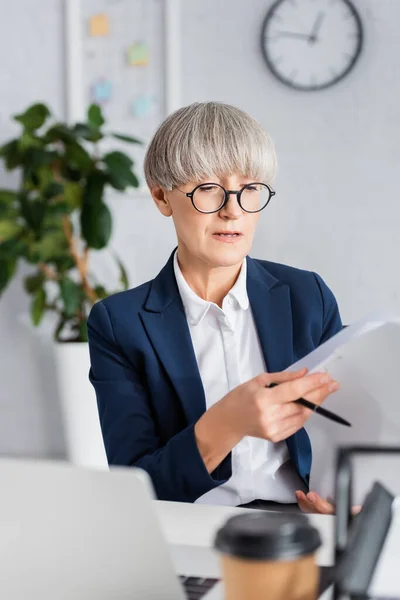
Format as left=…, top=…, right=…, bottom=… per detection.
left=206, top=245, right=249, bottom=269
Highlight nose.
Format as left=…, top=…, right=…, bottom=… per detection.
left=218, top=192, right=243, bottom=220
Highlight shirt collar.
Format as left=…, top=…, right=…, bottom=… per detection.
left=173, top=251, right=249, bottom=326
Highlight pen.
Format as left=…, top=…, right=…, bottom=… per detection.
left=266, top=382, right=351, bottom=427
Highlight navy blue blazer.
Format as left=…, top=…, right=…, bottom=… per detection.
left=87, top=250, right=342, bottom=503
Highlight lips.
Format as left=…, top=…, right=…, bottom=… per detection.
left=213, top=232, right=242, bottom=237
left=212, top=231, right=243, bottom=243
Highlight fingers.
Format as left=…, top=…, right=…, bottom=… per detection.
left=254, top=368, right=307, bottom=388
left=295, top=491, right=315, bottom=513
left=302, top=380, right=339, bottom=407
left=296, top=491, right=335, bottom=515
left=262, top=410, right=306, bottom=443
left=267, top=372, right=338, bottom=405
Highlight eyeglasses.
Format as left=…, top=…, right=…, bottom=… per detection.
left=175, top=182, right=276, bottom=214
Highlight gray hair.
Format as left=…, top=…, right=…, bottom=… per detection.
left=144, top=102, right=277, bottom=190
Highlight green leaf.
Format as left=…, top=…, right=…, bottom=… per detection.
left=79, top=318, right=89, bottom=342
left=88, top=104, right=105, bottom=128
left=42, top=202, right=70, bottom=227
left=23, top=147, right=58, bottom=169
left=0, top=221, right=22, bottom=242
left=112, top=133, right=142, bottom=145
left=0, top=204, right=19, bottom=220
left=72, top=123, right=103, bottom=143
left=0, top=190, right=18, bottom=205
left=18, top=131, right=43, bottom=152
left=24, top=273, right=45, bottom=294
left=0, top=140, right=23, bottom=170
left=44, top=124, right=76, bottom=144
left=0, top=258, right=17, bottom=294
left=104, top=151, right=133, bottom=169
left=0, top=237, right=27, bottom=260
left=14, top=103, right=51, bottom=131
left=81, top=201, right=112, bottom=249
left=64, top=182, right=83, bottom=210
left=103, top=151, right=140, bottom=190
left=32, top=230, right=68, bottom=261
left=60, top=278, right=81, bottom=317
left=31, top=287, right=46, bottom=326
left=43, top=182, right=64, bottom=200
left=113, top=253, right=129, bottom=290
left=36, top=165, right=54, bottom=191
left=94, top=285, right=108, bottom=299
left=82, top=170, right=106, bottom=208
left=19, top=195, right=45, bottom=232
left=64, top=141, right=93, bottom=173
left=52, top=254, right=75, bottom=273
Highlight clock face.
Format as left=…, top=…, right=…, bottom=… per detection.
left=261, top=0, right=363, bottom=91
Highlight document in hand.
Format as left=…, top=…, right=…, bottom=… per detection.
left=288, top=313, right=400, bottom=505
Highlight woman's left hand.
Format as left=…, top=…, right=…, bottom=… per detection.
left=296, top=490, right=362, bottom=515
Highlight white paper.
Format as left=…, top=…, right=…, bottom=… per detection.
left=288, top=313, right=400, bottom=505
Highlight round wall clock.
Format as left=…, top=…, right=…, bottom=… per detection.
left=261, top=0, right=363, bottom=91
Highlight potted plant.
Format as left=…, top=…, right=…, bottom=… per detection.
left=0, top=102, right=141, bottom=467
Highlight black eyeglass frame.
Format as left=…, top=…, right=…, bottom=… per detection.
left=177, top=182, right=276, bottom=214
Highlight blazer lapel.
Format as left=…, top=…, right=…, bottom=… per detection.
left=246, top=257, right=294, bottom=372
left=246, top=257, right=311, bottom=487
left=139, top=251, right=206, bottom=425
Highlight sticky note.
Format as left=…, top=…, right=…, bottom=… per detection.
left=89, top=14, right=109, bottom=37
left=127, top=42, right=150, bottom=67
left=130, top=96, right=155, bottom=118
left=91, top=78, right=112, bottom=104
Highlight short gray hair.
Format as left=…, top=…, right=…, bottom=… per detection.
left=144, top=102, right=277, bottom=190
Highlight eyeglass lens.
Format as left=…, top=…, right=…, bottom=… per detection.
left=192, top=183, right=271, bottom=213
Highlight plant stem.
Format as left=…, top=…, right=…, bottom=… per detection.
left=39, top=262, right=58, bottom=281
left=61, top=215, right=97, bottom=304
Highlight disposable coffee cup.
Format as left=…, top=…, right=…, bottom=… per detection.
left=214, top=512, right=321, bottom=600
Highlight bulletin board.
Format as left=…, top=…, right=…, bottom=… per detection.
left=64, top=0, right=181, bottom=192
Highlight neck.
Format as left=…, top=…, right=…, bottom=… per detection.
left=176, top=246, right=243, bottom=308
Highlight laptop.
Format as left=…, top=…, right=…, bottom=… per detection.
left=0, top=458, right=218, bottom=600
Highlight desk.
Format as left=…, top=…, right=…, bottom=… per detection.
left=154, top=500, right=335, bottom=578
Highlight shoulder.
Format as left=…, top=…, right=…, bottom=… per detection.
left=88, top=279, right=154, bottom=339
left=101, top=279, right=152, bottom=314
left=250, top=257, right=339, bottom=322
left=251, top=257, right=319, bottom=289
left=251, top=257, right=342, bottom=343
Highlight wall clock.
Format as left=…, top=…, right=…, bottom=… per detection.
left=261, top=0, right=363, bottom=91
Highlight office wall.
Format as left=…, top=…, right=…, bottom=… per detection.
left=0, top=0, right=399, bottom=458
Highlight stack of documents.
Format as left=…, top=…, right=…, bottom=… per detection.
left=289, top=313, right=400, bottom=505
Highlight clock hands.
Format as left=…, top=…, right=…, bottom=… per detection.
left=275, top=30, right=310, bottom=41
left=274, top=11, right=326, bottom=45
left=308, top=11, right=325, bottom=44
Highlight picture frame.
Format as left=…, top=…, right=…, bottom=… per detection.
left=64, top=0, right=181, bottom=194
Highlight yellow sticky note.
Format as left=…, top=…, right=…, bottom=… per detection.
left=89, top=14, right=109, bottom=37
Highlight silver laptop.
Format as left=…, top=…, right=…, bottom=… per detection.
left=0, top=458, right=219, bottom=600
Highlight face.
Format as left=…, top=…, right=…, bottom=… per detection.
left=151, top=174, right=262, bottom=270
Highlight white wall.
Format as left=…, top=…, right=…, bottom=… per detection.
left=1, top=0, right=399, bottom=457
left=0, top=0, right=67, bottom=458
left=179, top=0, right=400, bottom=323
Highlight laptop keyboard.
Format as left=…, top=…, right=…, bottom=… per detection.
left=180, top=576, right=218, bottom=599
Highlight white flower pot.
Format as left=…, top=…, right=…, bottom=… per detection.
left=54, top=342, right=108, bottom=469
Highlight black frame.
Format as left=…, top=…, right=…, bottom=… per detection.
left=333, top=445, right=400, bottom=599
left=182, top=182, right=275, bottom=214
left=260, top=0, right=364, bottom=92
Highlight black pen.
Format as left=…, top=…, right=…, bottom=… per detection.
left=267, top=382, right=351, bottom=427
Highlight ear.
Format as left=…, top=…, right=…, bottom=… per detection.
left=150, top=186, right=173, bottom=217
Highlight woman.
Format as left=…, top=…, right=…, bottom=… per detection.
left=88, top=102, right=341, bottom=513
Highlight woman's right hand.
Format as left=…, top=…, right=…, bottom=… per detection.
left=194, top=368, right=339, bottom=474
left=224, top=367, right=339, bottom=443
